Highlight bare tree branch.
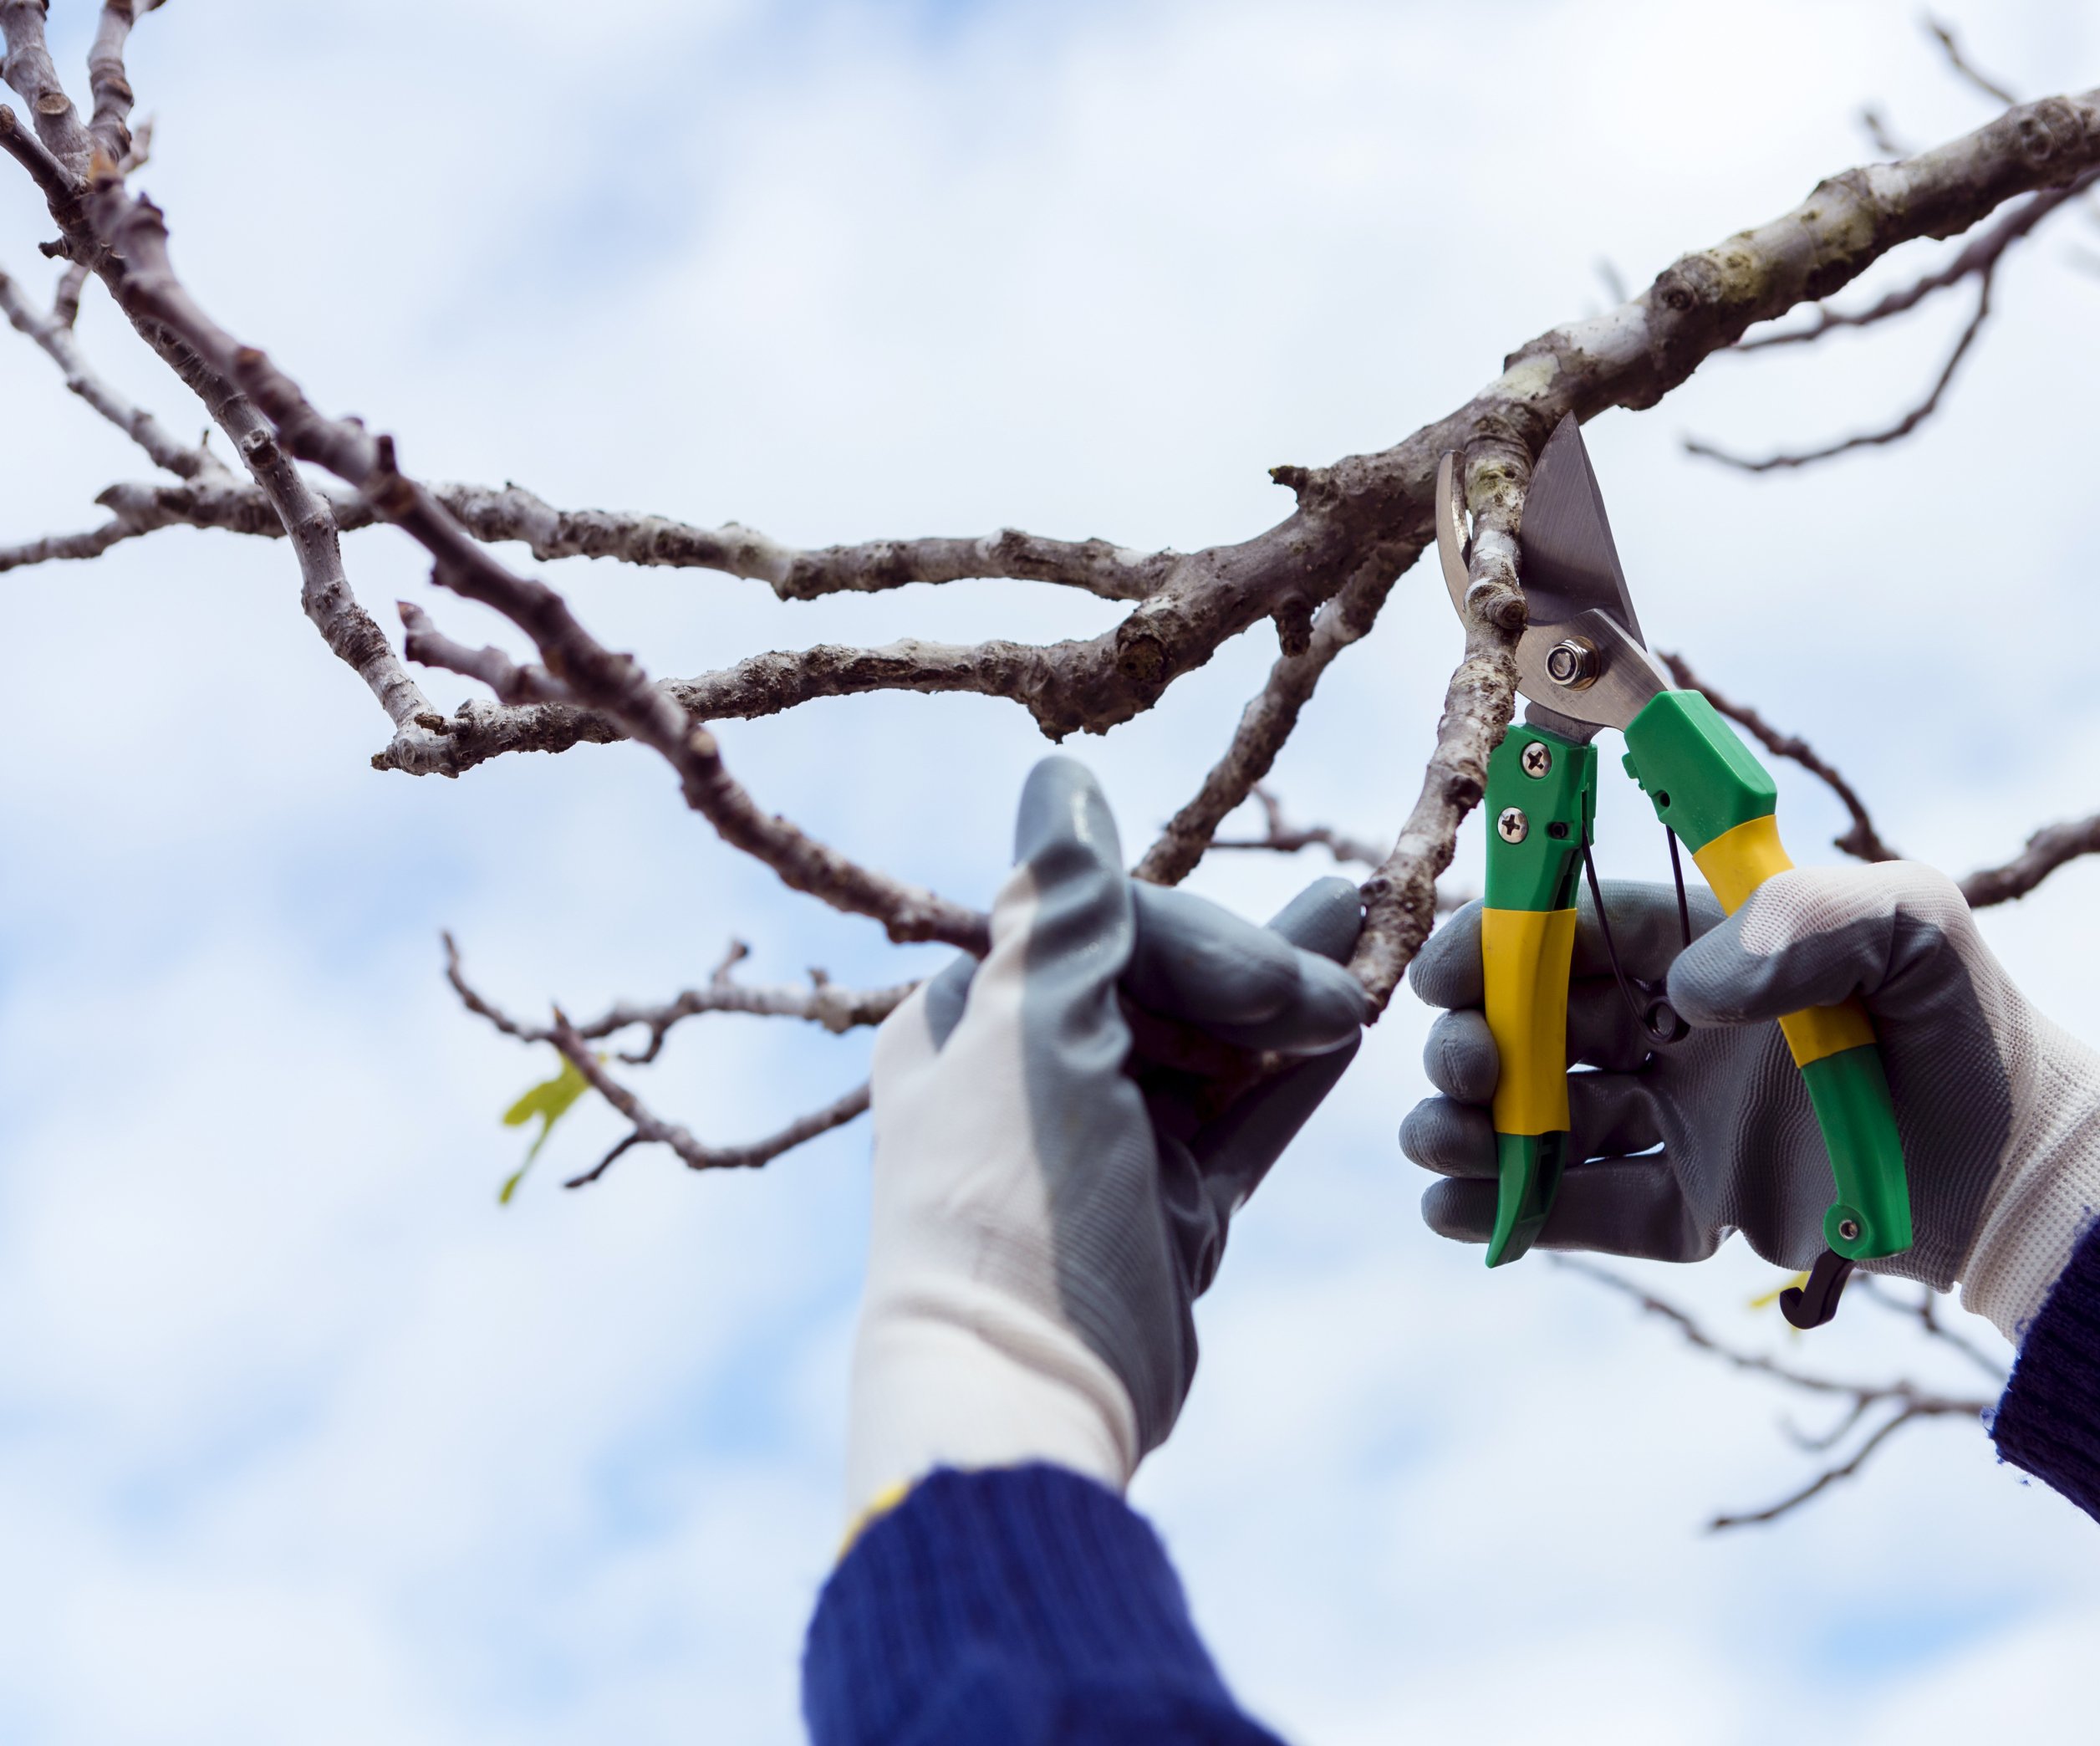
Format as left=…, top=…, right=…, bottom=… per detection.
left=1731, top=172, right=2090, bottom=351
left=1658, top=650, right=1900, bottom=861
left=15, top=76, right=2097, bottom=799
left=1705, top=1402, right=1976, bottom=1531
left=1859, top=106, right=1912, bottom=159
left=68, top=170, right=987, bottom=950
left=1662, top=652, right=2100, bottom=907
left=1928, top=14, right=2019, bottom=108
left=549, top=1018, right=871, bottom=1182
left=431, top=482, right=1174, bottom=603
left=1552, top=1256, right=1994, bottom=1530
left=0, top=3, right=94, bottom=172
left=0, top=518, right=132, bottom=571
left=3, top=69, right=449, bottom=766
left=8, top=29, right=2100, bottom=1001
left=0, top=258, right=215, bottom=476
left=51, top=256, right=85, bottom=325
left=440, top=932, right=873, bottom=1186
left=1686, top=265, right=1995, bottom=471
left=85, top=1, right=159, bottom=166
left=1211, top=785, right=1392, bottom=870
left=568, top=940, right=916, bottom=1064
left=1349, top=442, right=1527, bottom=1012
left=1135, top=551, right=1404, bottom=884
left=397, top=600, right=579, bottom=707
left=1851, top=1276, right=2010, bottom=1386
left=1960, top=812, right=2100, bottom=908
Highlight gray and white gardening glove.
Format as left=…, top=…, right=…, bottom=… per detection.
left=844, top=757, right=1367, bottom=1524
left=1401, top=865, right=2100, bottom=1343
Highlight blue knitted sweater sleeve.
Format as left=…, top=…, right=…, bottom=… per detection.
left=802, top=1464, right=1284, bottom=1746
left=1991, top=1216, right=2100, bottom=1520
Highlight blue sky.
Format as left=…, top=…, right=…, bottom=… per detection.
left=4, top=2, right=2100, bottom=1741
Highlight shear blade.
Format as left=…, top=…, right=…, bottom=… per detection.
left=1520, top=413, right=1645, bottom=647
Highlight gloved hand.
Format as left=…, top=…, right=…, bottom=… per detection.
left=1401, top=865, right=2100, bottom=1342
left=845, top=757, right=1368, bottom=1523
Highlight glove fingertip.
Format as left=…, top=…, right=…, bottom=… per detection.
left=1408, top=902, right=1485, bottom=1008
left=1013, top=755, right=1124, bottom=872
left=1267, top=877, right=1364, bottom=962
left=1421, top=1177, right=1495, bottom=1245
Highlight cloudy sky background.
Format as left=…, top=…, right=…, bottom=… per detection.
left=3, top=2, right=2099, bottom=1741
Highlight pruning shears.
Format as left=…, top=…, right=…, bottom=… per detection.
left=1435, top=415, right=1911, bottom=1329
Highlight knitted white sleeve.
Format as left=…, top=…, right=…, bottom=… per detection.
left=1960, top=1013, right=2100, bottom=1343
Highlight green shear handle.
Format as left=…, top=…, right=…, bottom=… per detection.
left=1481, top=691, right=1913, bottom=1328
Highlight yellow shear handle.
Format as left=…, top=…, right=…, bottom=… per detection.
left=1482, top=907, right=1578, bottom=1135
left=1690, top=815, right=1874, bottom=1065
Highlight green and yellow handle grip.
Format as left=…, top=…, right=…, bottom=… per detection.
left=1481, top=692, right=1913, bottom=1327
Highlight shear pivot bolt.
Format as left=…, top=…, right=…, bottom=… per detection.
left=1838, top=1218, right=1861, bottom=1243
left=1546, top=638, right=1598, bottom=690
left=1496, top=807, right=1529, bottom=844
left=1521, top=741, right=1553, bottom=779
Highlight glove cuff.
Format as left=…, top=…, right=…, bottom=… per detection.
left=1960, top=1018, right=2100, bottom=1343
left=843, top=1283, right=1140, bottom=1528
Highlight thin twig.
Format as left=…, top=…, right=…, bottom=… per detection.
left=1960, top=813, right=2100, bottom=907
left=1687, top=267, right=1994, bottom=471
left=548, top=1013, right=871, bottom=1179
left=1658, top=651, right=1899, bottom=861
left=578, top=974, right=917, bottom=1064
left=1707, top=1404, right=1971, bottom=1531
left=441, top=933, right=874, bottom=1186
left=398, top=600, right=579, bottom=707
left=1205, top=786, right=1471, bottom=911
left=1662, top=653, right=2100, bottom=906
left=0, top=259, right=216, bottom=476
left=1851, top=1276, right=2009, bottom=1386
left=1927, top=15, right=2019, bottom=107
left=1552, top=1256, right=1994, bottom=1530
left=1211, top=786, right=1392, bottom=869
left=1859, top=106, right=1911, bottom=159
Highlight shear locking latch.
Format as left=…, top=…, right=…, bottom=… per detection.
left=1778, top=1249, right=1856, bottom=1330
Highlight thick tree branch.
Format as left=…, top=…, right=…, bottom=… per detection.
left=1730, top=173, right=2090, bottom=350
left=1659, top=651, right=1900, bottom=861
left=20, top=82, right=2095, bottom=773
